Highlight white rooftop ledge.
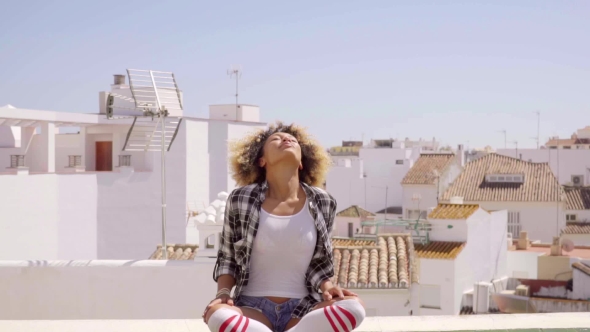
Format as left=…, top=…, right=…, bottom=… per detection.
left=0, top=313, right=589, bottom=332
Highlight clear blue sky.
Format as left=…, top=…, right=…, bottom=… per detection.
left=1, top=1, right=589, bottom=149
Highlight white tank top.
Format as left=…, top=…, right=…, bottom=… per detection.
left=241, top=199, right=317, bottom=299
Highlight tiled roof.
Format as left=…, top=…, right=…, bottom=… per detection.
left=564, top=186, right=590, bottom=210
left=149, top=244, right=198, bottom=260
left=442, top=153, right=563, bottom=202
left=336, top=205, right=376, bottom=218
left=332, top=238, right=376, bottom=247
left=332, top=235, right=417, bottom=288
left=401, top=153, right=455, bottom=185
left=459, top=306, right=502, bottom=315
left=414, top=241, right=465, bottom=259
left=428, top=203, right=481, bottom=219
left=572, top=262, right=590, bottom=277
left=562, top=222, right=590, bottom=235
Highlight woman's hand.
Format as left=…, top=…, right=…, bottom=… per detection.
left=322, top=285, right=358, bottom=301
left=202, top=294, right=234, bottom=323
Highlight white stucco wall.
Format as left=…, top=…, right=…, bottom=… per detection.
left=402, top=184, right=438, bottom=219
left=185, top=120, right=210, bottom=211
left=565, top=210, right=590, bottom=223
left=0, top=174, right=97, bottom=260
left=418, top=259, right=455, bottom=315
left=572, top=260, right=590, bottom=301
left=496, top=148, right=590, bottom=186
left=468, top=201, right=565, bottom=243
left=506, top=250, right=541, bottom=279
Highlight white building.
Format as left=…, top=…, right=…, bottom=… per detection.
left=496, top=126, right=590, bottom=186
left=401, top=151, right=463, bottom=219
left=326, top=138, right=440, bottom=214
left=0, top=75, right=265, bottom=260
left=332, top=205, right=376, bottom=237
left=414, top=203, right=508, bottom=315
left=441, top=153, right=565, bottom=243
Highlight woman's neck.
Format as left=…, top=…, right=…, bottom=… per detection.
left=265, top=166, right=301, bottom=201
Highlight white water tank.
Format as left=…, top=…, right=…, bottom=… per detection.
left=473, top=282, right=492, bottom=314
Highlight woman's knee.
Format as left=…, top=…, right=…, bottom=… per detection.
left=205, top=304, right=242, bottom=323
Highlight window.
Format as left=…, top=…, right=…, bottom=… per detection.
left=10, top=155, right=25, bottom=168
left=566, top=214, right=577, bottom=221
left=407, top=209, right=421, bottom=219
left=486, top=174, right=524, bottom=183
left=396, top=159, right=404, bottom=165
left=420, top=285, right=441, bottom=309
left=118, top=155, right=132, bottom=167
left=68, top=155, right=82, bottom=167
left=563, top=146, right=571, bottom=149
left=508, top=211, right=521, bottom=238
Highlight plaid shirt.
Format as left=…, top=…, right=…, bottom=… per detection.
left=213, top=180, right=337, bottom=319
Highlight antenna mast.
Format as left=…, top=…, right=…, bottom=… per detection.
left=533, top=111, right=541, bottom=149
left=227, top=65, right=242, bottom=116
left=498, top=129, right=507, bottom=149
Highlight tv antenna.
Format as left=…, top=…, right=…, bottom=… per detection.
left=105, top=69, right=184, bottom=259
left=498, top=129, right=507, bottom=149
left=227, top=65, right=242, bottom=116
left=510, top=140, right=518, bottom=158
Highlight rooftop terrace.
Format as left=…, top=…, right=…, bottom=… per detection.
left=2, top=313, right=588, bottom=332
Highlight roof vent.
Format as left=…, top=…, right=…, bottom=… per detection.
left=449, top=196, right=464, bottom=205
left=113, top=74, right=126, bottom=85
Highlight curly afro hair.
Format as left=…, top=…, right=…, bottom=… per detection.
left=229, top=121, right=332, bottom=187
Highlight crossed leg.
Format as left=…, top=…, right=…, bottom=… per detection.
left=205, top=304, right=273, bottom=332
left=285, top=296, right=366, bottom=332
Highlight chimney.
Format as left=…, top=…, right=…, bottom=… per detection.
left=517, top=231, right=529, bottom=250
left=113, top=74, right=126, bottom=85
left=550, top=236, right=562, bottom=256
left=457, top=144, right=465, bottom=167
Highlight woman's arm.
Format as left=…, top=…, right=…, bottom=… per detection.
left=213, top=191, right=239, bottom=283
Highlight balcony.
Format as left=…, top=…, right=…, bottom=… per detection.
left=0, top=313, right=587, bottom=331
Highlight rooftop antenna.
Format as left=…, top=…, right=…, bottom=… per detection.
left=106, top=69, right=184, bottom=259
left=534, top=111, right=541, bottom=149
left=227, top=65, right=242, bottom=118
left=498, top=129, right=507, bottom=149
left=510, top=140, right=518, bottom=158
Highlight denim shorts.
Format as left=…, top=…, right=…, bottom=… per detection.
left=235, top=295, right=300, bottom=332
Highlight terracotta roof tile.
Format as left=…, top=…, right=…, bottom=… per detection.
left=564, top=186, right=590, bottom=210
left=332, top=235, right=416, bottom=288
left=442, top=153, right=563, bottom=202
left=336, top=205, right=376, bottom=218
left=332, top=238, right=376, bottom=247
left=414, top=241, right=465, bottom=259
left=401, top=153, right=456, bottom=185
left=149, top=244, right=198, bottom=260
left=561, top=222, right=590, bottom=235
left=428, top=204, right=481, bottom=219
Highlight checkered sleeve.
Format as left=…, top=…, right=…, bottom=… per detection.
left=213, top=190, right=239, bottom=281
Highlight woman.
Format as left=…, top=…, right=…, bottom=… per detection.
left=203, top=122, right=365, bottom=332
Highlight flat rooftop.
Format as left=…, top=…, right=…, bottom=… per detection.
left=1, top=313, right=588, bottom=332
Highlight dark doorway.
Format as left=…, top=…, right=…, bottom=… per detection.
left=96, top=141, right=113, bottom=171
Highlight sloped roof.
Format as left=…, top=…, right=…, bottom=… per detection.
left=414, top=241, right=465, bottom=259
left=336, top=205, right=376, bottom=218
left=561, top=222, right=590, bottom=235
left=402, top=153, right=455, bottom=185
left=572, top=262, right=590, bottom=277
left=149, top=244, right=198, bottom=260
left=428, top=203, right=481, bottom=220
left=332, top=235, right=417, bottom=288
left=442, top=153, right=563, bottom=202
left=564, top=186, right=590, bottom=210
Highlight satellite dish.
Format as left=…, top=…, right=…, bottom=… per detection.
left=561, top=238, right=575, bottom=252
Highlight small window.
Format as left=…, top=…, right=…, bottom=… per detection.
left=514, top=176, right=521, bottom=182
left=68, top=155, right=82, bottom=167
left=396, top=159, right=404, bottom=165
left=490, top=176, right=497, bottom=181
left=563, top=146, right=571, bottom=149
left=498, top=176, right=505, bottom=181
left=566, top=214, right=577, bottom=221
left=10, top=155, right=25, bottom=168
left=506, top=176, right=513, bottom=181
left=118, top=155, right=132, bottom=167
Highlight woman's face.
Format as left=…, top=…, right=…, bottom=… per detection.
left=259, top=132, right=302, bottom=168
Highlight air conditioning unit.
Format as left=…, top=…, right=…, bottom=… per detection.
left=572, top=175, right=584, bottom=187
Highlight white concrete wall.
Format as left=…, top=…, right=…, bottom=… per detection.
left=506, top=251, right=541, bottom=279
left=326, top=159, right=365, bottom=212
left=0, top=260, right=216, bottom=320
left=418, top=259, right=455, bottom=315
left=185, top=120, right=210, bottom=212
left=355, top=289, right=413, bottom=317
left=402, top=184, right=438, bottom=218
left=561, top=234, right=590, bottom=247
left=333, top=216, right=362, bottom=237
left=496, top=148, right=590, bottom=186
left=468, top=201, right=565, bottom=243
left=566, top=210, right=590, bottom=223
left=0, top=174, right=97, bottom=260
